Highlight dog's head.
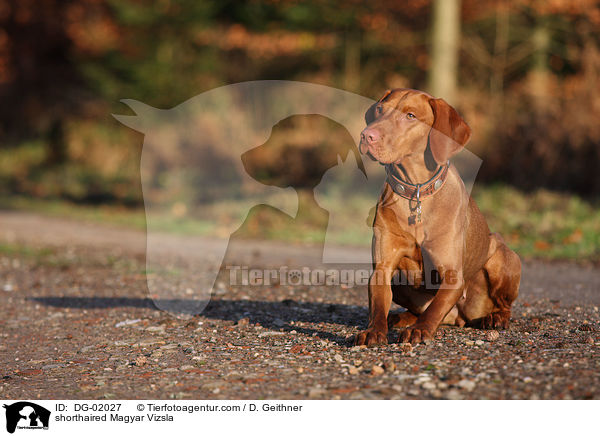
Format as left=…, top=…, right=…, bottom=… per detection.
left=359, top=88, right=471, bottom=165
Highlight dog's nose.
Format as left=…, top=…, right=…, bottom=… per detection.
left=361, top=128, right=380, bottom=144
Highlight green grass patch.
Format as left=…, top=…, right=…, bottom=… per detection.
left=2, top=184, right=600, bottom=262
left=472, top=184, right=600, bottom=262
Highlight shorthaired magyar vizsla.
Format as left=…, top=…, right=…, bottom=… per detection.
left=355, top=88, right=521, bottom=346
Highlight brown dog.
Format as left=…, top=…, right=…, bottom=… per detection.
left=355, top=88, right=521, bottom=346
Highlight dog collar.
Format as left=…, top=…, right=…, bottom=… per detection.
left=385, top=161, right=450, bottom=201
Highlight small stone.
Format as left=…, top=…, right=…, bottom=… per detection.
left=457, top=379, right=476, bottom=391
left=3, top=284, right=13, bottom=292
left=273, top=318, right=285, bottom=327
left=146, top=326, right=166, bottom=333
left=475, top=340, right=484, bottom=346
left=115, top=319, right=141, bottom=328
left=414, top=375, right=431, bottom=385
left=297, top=367, right=304, bottom=373
left=179, top=365, right=195, bottom=371
left=371, top=365, right=385, bottom=376
left=400, top=343, right=413, bottom=353
left=422, top=381, right=437, bottom=390
left=383, top=360, right=396, bottom=372
left=523, top=377, right=533, bottom=383
left=308, top=388, right=326, bottom=398
left=134, top=356, right=147, bottom=366
left=485, top=330, right=500, bottom=341
left=258, top=331, right=285, bottom=337
left=333, top=354, right=344, bottom=363
left=41, top=364, right=61, bottom=370
left=236, top=317, right=250, bottom=326
left=584, top=336, right=594, bottom=345
left=347, top=366, right=359, bottom=375
left=465, top=340, right=475, bottom=346
left=446, top=389, right=463, bottom=400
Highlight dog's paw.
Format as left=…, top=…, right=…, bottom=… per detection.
left=354, top=328, right=388, bottom=346
left=399, top=325, right=434, bottom=345
left=481, top=311, right=510, bottom=330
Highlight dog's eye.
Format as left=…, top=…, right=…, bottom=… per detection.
left=375, top=105, right=383, bottom=115
left=406, top=113, right=416, bottom=120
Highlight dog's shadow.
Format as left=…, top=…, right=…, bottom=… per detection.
left=31, top=296, right=368, bottom=346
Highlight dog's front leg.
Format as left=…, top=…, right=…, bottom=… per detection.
left=354, top=264, right=396, bottom=346
left=399, top=278, right=463, bottom=345
left=355, top=228, right=408, bottom=346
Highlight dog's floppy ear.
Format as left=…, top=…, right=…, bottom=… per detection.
left=428, top=98, right=471, bottom=164
left=365, top=89, right=392, bottom=125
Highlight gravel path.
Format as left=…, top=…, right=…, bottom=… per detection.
left=0, top=211, right=599, bottom=399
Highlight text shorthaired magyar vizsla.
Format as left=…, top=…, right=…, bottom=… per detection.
left=355, top=88, right=521, bottom=346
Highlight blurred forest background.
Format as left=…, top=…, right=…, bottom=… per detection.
left=1, top=0, right=599, bottom=260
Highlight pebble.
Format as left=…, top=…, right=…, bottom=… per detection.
left=446, top=389, right=463, bottom=400
left=146, top=326, right=166, bottom=333
left=134, top=356, right=147, bottom=366
left=41, top=364, right=61, bottom=370
left=309, top=388, right=326, bottom=398
left=2, top=284, right=13, bottom=292
left=475, top=340, right=484, bottom=346
left=400, top=343, right=413, bottom=353
left=273, top=318, right=285, bottom=327
left=115, top=319, right=141, bottom=328
left=236, top=318, right=249, bottom=326
left=114, top=341, right=133, bottom=347
left=347, top=366, right=359, bottom=375
left=258, top=331, right=285, bottom=337
left=422, top=382, right=437, bottom=390
left=584, top=336, right=594, bottom=345
left=383, top=360, right=396, bottom=372
left=485, top=330, right=500, bottom=341
left=457, top=379, right=476, bottom=391
left=179, top=365, right=195, bottom=371
left=371, top=365, right=385, bottom=376
left=465, top=340, right=475, bottom=346
left=523, top=377, right=533, bottom=383
left=414, top=375, right=431, bottom=385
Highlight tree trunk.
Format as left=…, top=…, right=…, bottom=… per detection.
left=529, top=17, right=551, bottom=109
left=428, top=0, right=461, bottom=103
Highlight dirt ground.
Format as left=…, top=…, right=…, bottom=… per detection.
left=0, top=211, right=599, bottom=400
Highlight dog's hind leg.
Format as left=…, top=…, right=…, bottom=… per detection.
left=480, top=233, right=521, bottom=330
left=387, top=311, right=418, bottom=329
